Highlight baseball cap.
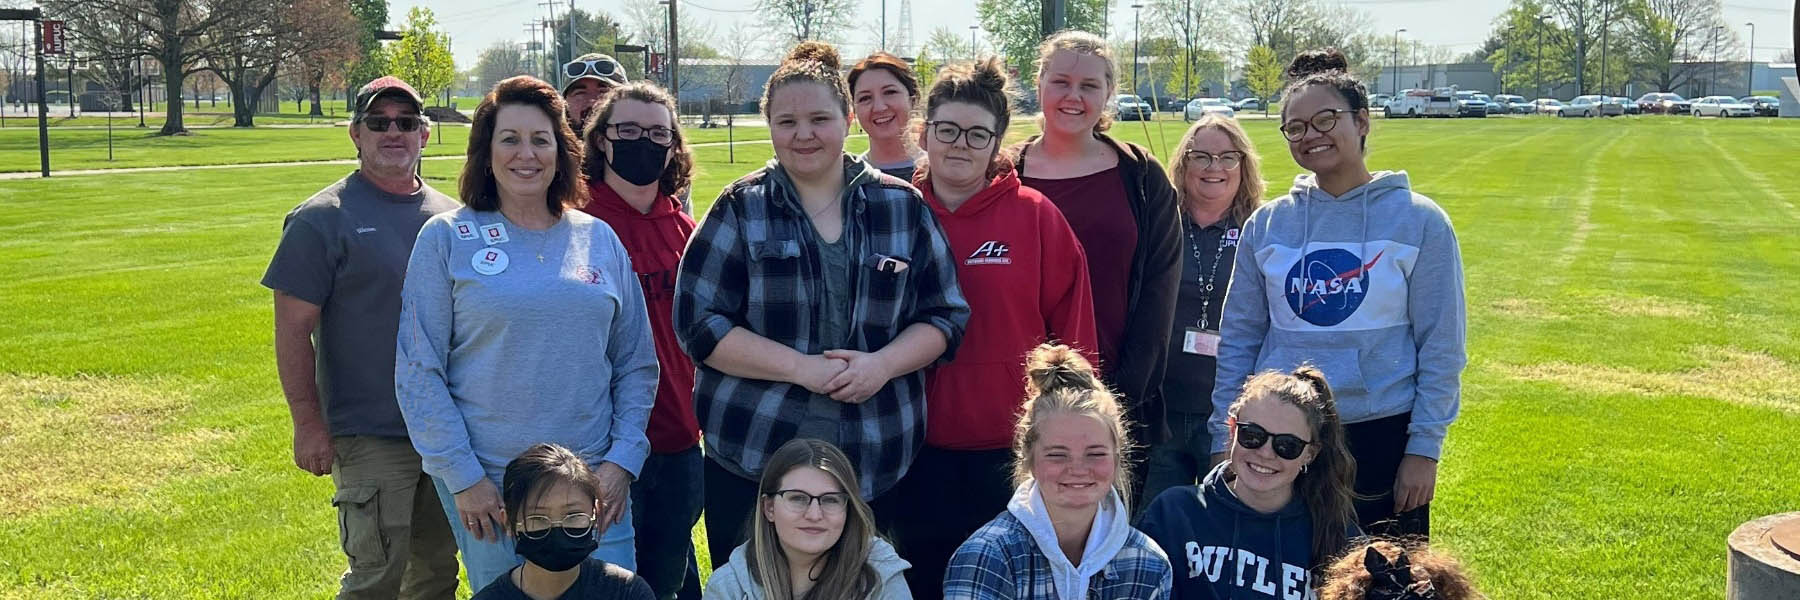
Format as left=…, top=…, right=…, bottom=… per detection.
left=354, top=76, right=424, bottom=119
left=563, top=53, right=628, bottom=93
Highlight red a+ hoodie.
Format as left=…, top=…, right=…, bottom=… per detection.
left=918, top=169, right=1100, bottom=450
left=580, top=181, right=701, bottom=453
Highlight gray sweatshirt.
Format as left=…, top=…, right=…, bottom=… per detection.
left=1208, top=171, right=1466, bottom=459
left=396, top=207, right=659, bottom=493
left=703, top=537, right=913, bottom=600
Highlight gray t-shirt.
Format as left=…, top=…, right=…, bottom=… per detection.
left=261, top=171, right=459, bottom=438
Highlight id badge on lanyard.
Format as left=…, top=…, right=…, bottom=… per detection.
left=1183, top=327, right=1220, bottom=356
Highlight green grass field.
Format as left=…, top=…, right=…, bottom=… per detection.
left=1, top=116, right=1797, bottom=599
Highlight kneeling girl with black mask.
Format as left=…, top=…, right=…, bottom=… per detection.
left=473, top=443, right=655, bottom=600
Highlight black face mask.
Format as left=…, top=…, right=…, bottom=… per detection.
left=514, top=527, right=598, bottom=572
left=606, top=137, right=669, bottom=187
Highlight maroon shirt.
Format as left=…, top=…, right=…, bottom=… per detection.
left=1024, top=168, right=1135, bottom=376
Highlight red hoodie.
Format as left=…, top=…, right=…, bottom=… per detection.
left=580, top=181, right=700, bottom=453
left=918, top=169, right=1100, bottom=450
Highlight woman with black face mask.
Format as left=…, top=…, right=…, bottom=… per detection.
left=473, top=443, right=654, bottom=600
left=577, top=82, right=707, bottom=600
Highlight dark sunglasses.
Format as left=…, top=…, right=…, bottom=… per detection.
left=1234, top=421, right=1314, bottom=460
left=1279, top=108, right=1345, bottom=142
left=565, top=58, right=620, bottom=80
left=362, top=115, right=422, bottom=132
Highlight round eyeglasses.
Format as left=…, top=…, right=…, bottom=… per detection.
left=924, top=121, right=996, bottom=150
left=1279, top=109, right=1345, bottom=142
left=1183, top=150, right=1244, bottom=170
left=515, top=512, right=596, bottom=539
left=766, top=489, right=850, bottom=515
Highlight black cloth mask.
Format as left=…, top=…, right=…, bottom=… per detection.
left=607, top=138, right=669, bottom=187
left=514, top=527, right=598, bottom=572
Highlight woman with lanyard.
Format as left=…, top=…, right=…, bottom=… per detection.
left=1208, top=48, right=1466, bottom=538
left=849, top=52, right=924, bottom=181
left=673, top=41, right=969, bottom=560
left=397, top=75, right=659, bottom=588
left=1140, top=114, right=1266, bottom=511
left=1007, top=31, right=1182, bottom=499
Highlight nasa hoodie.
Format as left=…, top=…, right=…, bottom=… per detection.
left=1206, top=171, right=1466, bottom=460
left=1137, top=462, right=1361, bottom=600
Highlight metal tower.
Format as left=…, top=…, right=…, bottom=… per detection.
left=895, top=0, right=914, bottom=57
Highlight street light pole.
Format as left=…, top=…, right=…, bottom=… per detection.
left=1183, top=0, right=1191, bottom=99
left=1746, top=22, right=1755, bottom=97
left=1391, top=28, right=1405, bottom=96
left=1536, top=15, right=1550, bottom=99
left=1130, top=3, right=1143, bottom=97
left=1711, top=25, right=1721, bottom=96
left=969, top=25, right=979, bottom=60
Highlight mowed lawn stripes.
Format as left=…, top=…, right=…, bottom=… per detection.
left=0, top=117, right=1795, bottom=599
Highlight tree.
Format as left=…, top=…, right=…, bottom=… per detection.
left=472, top=41, right=525, bottom=94
left=1146, top=0, right=1230, bottom=98
left=1233, top=0, right=1323, bottom=63
left=202, top=0, right=359, bottom=126
left=1487, top=0, right=1573, bottom=97
left=43, top=0, right=264, bottom=134
left=757, top=0, right=856, bottom=46
left=385, top=7, right=455, bottom=105
left=341, top=0, right=388, bottom=106
left=1244, top=45, right=1283, bottom=114
left=975, top=0, right=1110, bottom=82
left=292, top=0, right=362, bottom=116
left=1779, top=49, right=1795, bottom=64
left=1623, top=0, right=1737, bottom=94
left=623, top=0, right=718, bottom=63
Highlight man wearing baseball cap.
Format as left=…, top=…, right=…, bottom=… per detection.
left=562, top=52, right=628, bottom=130
left=263, top=75, right=461, bottom=599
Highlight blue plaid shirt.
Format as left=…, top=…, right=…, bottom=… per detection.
left=673, top=156, right=969, bottom=498
left=944, top=508, right=1173, bottom=600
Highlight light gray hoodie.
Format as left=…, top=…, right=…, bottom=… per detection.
left=1207, top=171, right=1466, bottom=459
left=703, top=537, right=913, bottom=600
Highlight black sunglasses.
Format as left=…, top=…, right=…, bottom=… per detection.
left=362, top=115, right=422, bottom=132
left=1234, top=421, right=1314, bottom=460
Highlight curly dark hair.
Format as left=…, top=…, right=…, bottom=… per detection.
left=582, top=81, right=695, bottom=197
left=1319, top=540, right=1483, bottom=600
left=460, top=76, right=589, bottom=214
left=1281, top=48, right=1371, bottom=151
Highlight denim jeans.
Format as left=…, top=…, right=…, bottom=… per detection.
left=630, top=447, right=704, bottom=600
left=431, top=475, right=636, bottom=591
left=1140, top=410, right=1213, bottom=513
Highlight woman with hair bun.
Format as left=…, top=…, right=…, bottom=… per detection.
left=1139, top=366, right=1361, bottom=599
left=1318, top=540, right=1481, bottom=600
left=942, top=344, right=1173, bottom=600
left=1208, top=47, right=1466, bottom=539
left=886, top=56, right=1099, bottom=599
left=674, top=41, right=969, bottom=560
left=1006, top=31, right=1182, bottom=493
left=850, top=52, right=925, bottom=181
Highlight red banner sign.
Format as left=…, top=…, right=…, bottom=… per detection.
left=42, top=20, right=66, bottom=55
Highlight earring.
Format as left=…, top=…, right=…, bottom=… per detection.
left=1301, top=464, right=1309, bottom=474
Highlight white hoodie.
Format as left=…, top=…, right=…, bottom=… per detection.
left=1006, top=481, right=1133, bottom=600
left=703, top=537, right=913, bottom=600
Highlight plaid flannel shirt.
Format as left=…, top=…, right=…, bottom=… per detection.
left=673, top=157, right=969, bottom=498
left=943, top=510, right=1173, bottom=600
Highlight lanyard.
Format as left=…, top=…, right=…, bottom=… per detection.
left=1184, top=220, right=1230, bottom=331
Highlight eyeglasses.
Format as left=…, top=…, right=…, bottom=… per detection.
left=515, top=512, right=596, bottom=539
left=1279, top=109, right=1345, bottom=142
left=1183, top=150, right=1244, bottom=170
left=362, top=115, right=423, bottom=132
left=1233, top=421, right=1314, bottom=460
left=606, top=122, right=675, bottom=146
left=766, top=489, right=850, bottom=515
left=564, top=58, right=620, bottom=80
left=924, top=120, right=996, bottom=150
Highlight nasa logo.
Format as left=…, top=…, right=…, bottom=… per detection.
left=1284, top=248, right=1383, bottom=326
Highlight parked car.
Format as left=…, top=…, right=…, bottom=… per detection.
left=1609, top=96, right=1640, bottom=115
left=1451, top=91, right=1489, bottom=117
left=1183, top=97, right=1237, bottom=122
left=1491, top=94, right=1530, bottom=114
left=1474, top=94, right=1504, bottom=115
left=1690, top=96, right=1755, bottom=118
left=1369, top=93, right=1393, bottom=110
left=1560, top=95, right=1619, bottom=117
left=1115, top=94, right=1154, bottom=121
left=1531, top=98, right=1564, bottom=115
left=1234, top=97, right=1263, bottom=111
left=1635, top=92, right=1690, bottom=115
left=1740, top=96, right=1780, bottom=117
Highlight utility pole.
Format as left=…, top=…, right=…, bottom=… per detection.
left=1536, top=15, right=1549, bottom=98
left=803, top=1, right=812, bottom=40
left=881, top=0, right=887, bottom=50
left=1183, top=0, right=1191, bottom=100
left=539, top=1, right=560, bottom=87
left=1711, top=25, right=1721, bottom=96
left=668, top=0, right=679, bottom=102
left=970, top=25, right=978, bottom=60
left=0, top=7, right=52, bottom=176
left=1041, top=0, right=1066, bottom=39
left=1599, top=0, right=1609, bottom=95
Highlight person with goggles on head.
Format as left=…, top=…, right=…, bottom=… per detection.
left=562, top=53, right=629, bottom=132
left=1138, top=366, right=1362, bottom=600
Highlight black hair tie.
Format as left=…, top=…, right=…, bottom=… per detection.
left=1363, top=546, right=1438, bottom=600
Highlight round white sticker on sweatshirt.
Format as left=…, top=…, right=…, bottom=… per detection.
left=471, top=248, right=509, bottom=275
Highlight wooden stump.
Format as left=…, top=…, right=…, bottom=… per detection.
left=1728, top=512, right=1800, bottom=600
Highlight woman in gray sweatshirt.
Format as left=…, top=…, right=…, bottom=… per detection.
left=1207, top=49, right=1466, bottom=539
